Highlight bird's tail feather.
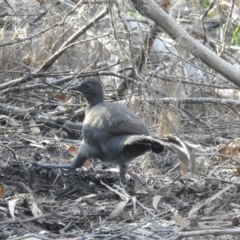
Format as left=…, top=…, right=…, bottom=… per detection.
left=124, top=135, right=195, bottom=177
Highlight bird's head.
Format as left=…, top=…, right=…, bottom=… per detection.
left=69, top=78, right=104, bottom=107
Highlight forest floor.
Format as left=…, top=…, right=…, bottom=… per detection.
left=1, top=135, right=240, bottom=240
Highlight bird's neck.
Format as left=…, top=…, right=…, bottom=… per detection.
left=87, top=92, right=104, bottom=109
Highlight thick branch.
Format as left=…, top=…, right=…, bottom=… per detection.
left=130, top=0, right=240, bottom=88
left=148, top=97, right=240, bottom=107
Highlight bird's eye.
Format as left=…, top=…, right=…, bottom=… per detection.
left=84, top=82, right=91, bottom=88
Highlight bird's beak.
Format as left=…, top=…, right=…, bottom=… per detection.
left=68, top=86, right=81, bottom=92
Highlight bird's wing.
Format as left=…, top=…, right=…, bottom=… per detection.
left=85, top=102, right=150, bottom=136
left=108, top=118, right=150, bottom=136
left=105, top=103, right=150, bottom=136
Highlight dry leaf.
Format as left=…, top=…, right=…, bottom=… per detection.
left=30, top=202, right=44, bottom=223
left=29, top=118, right=41, bottom=135
left=171, top=215, right=190, bottom=227
left=107, top=201, right=127, bottom=219
left=179, top=160, right=187, bottom=177
left=54, top=135, right=59, bottom=141
left=30, top=143, right=46, bottom=149
left=8, top=199, right=18, bottom=218
left=232, top=217, right=239, bottom=226
left=0, top=183, right=6, bottom=198
left=132, top=196, right=138, bottom=216
left=75, top=194, right=97, bottom=203
left=28, top=169, right=35, bottom=189
left=54, top=93, right=72, bottom=102
left=36, top=0, right=48, bottom=5
left=203, top=204, right=219, bottom=216
left=152, top=195, right=162, bottom=210
left=68, top=146, right=79, bottom=157
left=217, top=139, right=240, bottom=172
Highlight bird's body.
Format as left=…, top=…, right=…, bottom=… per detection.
left=82, top=101, right=150, bottom=146
left=34, top=78, right=193, bottom=183
left=69, top=79, right=154, bottom=182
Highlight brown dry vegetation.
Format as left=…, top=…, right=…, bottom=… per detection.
left=1, top=0, right=240, bottom=239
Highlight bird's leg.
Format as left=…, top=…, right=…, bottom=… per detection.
left=33, top=145, right=88, bottom=171
left=70, top=152, right=88, bottom=169
left=119, top=161, right=129, bottom=184
left=33, top=156, right=85, bottom=170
